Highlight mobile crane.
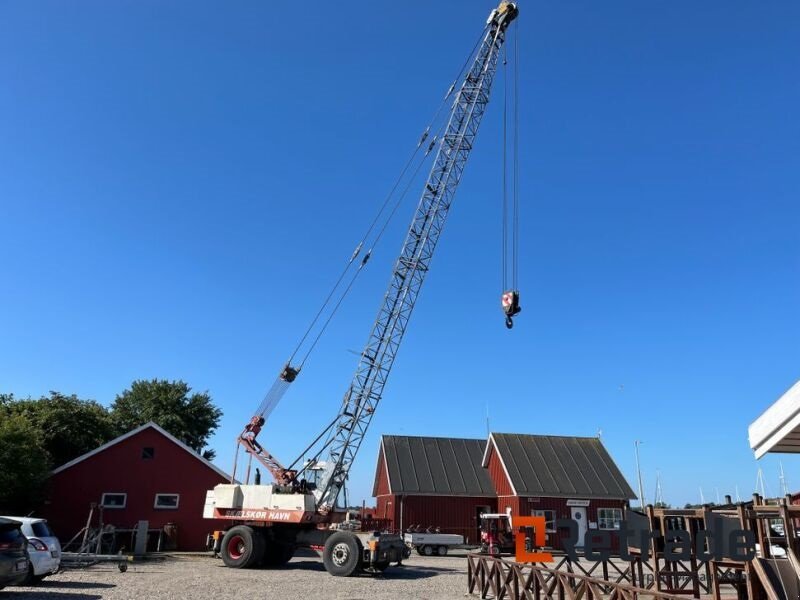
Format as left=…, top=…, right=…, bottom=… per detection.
left=203, top=1, right=519, bottom=576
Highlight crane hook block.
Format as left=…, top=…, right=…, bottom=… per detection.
left=280, top=364, right=300, bottom=382
left=501, top=290, right=521, bottom=329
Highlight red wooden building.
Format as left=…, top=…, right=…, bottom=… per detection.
left=374, top=436, right=497, bottom=545
left=44, top=422, right=229, bottom=551
left=374, top=433, right=636, bottom=550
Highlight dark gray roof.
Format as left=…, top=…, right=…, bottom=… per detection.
left=486, top=433, right=637, bottom=500
left=375, top=435, right=496, bottom=497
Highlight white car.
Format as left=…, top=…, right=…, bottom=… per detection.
left=0, top=517, right=60, bottom=583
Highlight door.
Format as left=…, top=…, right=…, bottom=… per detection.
left=475, top=505, right=491, bottom=545
left=571, top=507, right=587, bottom=546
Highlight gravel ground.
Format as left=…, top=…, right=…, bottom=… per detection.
left=2, top=551, right=471, bottom=600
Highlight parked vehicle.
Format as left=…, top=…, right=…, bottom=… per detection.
left=479, top=513, right=515, bottom=555
left=0, top=516, right=61, bottom=584
left=0, top=518, right=29, bottom=590
left=403, top=532, right=463, bottom=556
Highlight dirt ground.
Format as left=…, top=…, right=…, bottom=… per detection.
left=2, top=551, right=471, bottom=600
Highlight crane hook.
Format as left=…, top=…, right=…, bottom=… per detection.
left=501, top=290, right=521, bottom=330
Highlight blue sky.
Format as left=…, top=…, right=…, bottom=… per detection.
left=1, top=0, right=798, bottom=508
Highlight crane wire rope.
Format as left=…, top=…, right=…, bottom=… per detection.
left=502, top=42, right=509, bottom=293
left=513, top=20, right=520, bottom=290
left=252, top=30, right=488, bottom=421
left=284, top=23, right=490, bottom=369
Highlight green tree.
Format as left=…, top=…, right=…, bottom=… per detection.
left=4, top=392, right=118, bottom=468
left=111, top=379, right=222, bottom=460
left=0, top=415, right=50, bottom=513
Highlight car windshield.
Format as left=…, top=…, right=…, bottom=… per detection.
left=31, top=521, right=54, bottom=537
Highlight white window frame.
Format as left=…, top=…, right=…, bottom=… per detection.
left=101, top=493, right=127, bottom=509
left=154, top=493, right=180, bottom=510
left=532, top=509, right=557, bottom=532
left=598, top=507, right=623, bottom=530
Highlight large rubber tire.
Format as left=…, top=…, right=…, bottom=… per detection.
left=322, top=531, right=363, bottom=577
left=262, top=542, right=295, bottom=567
left=221, top=526, right=265, bottom=569
left=437, top=545, right=448, bottom=556
left=422, top=545, right=433, bottom=556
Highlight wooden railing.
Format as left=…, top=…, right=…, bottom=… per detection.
left=467, top=554, right=692, bottom=600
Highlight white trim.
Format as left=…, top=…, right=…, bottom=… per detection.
left=481, top=433, right=518, bottom=496
left=383, top=440, right=392, bottom=495
left=153, top=493, right=180, bottom=510
left=51, top=421, right=231, bottom=481
left=101, top=492, right=127, bottom=509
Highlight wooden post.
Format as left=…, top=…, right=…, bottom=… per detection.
left=739, top=501, right=761, bottom=600
left=646, top=505, right=661, bottom=592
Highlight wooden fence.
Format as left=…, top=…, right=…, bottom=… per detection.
left=467, top=554, right=698, bottom=600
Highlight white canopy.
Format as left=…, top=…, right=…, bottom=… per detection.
left=749, top=380, right=800, bottom=459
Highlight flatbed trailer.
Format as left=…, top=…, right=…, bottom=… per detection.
left=403, top=532, right=464, bottom=556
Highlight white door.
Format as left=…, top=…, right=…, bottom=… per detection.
left=571, top=507, right=588, bottom=546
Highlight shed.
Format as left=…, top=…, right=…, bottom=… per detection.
left=373, top=435, right=497, bottom=544
left=482, top=433, right=637, bottom=549
left=44, top=422, right=229, bottom=551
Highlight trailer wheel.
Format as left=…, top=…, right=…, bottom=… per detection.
left=221, top=526, right=264, bottom=569
left=422, top=544, right=434, bottom=556
left=322, top=531, right=362, bottom=577
left=437, top=545, right=448, bottom=556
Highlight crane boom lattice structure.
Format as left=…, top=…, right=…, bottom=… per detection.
left=314, top=2, right=519, bottom=511
left=206, top=2, right=520, bottom=577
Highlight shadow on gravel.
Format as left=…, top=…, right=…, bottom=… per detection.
left=3, top=593, right=102, bottom=599
left=36, top=582, right=116, bottom=590
left=371, top=565, right=459, bottom=580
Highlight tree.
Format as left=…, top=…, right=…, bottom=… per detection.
left=111, top=379, right=222, bottom=460
left=0, top=415, right=50, bottom=513
left=4, top=392, right=118, bottom=468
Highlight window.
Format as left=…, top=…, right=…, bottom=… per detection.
left=154, top=493, right=180, bottom=509
left=101, top=493, right=127, bottom=509
left=31, top=521, right=54, bottom=538
left=532, top=510, right=557, bottom=532
left=142, top=447, right=155, bottom=459
left=598, top=508, right=623, bottom=530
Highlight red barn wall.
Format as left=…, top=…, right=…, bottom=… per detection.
left=43, top=427, right=228, bottom=551
left=377, top=494, right=496, bottom=545
left=509, top=496, right=627, bottom=551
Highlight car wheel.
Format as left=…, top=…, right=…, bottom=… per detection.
left=437, top=545, right=448, bottom=556
left=422, top=545, right=433, bottom=556
left=21, top=562, right=35, bottom=585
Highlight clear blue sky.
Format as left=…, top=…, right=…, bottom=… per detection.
left=1, top=1, right=798, bottom=508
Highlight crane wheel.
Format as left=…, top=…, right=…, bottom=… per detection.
left=322, top=531, right=363, bottom=577
left=221, top=526, right=265, bottom=569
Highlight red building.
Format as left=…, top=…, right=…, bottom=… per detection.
left=374, top=433, right=636, bottom=550
left=374, top=436, right=497, bottom=545
left=45, top=422, right=229, bottom=551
